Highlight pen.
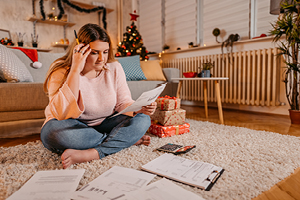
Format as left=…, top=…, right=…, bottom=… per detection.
left=74, top=30, right=79, bottom=44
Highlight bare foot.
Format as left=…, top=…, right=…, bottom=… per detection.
left=61, top=149, right=100, bottom=169
left=134, top=135, right=151, bottom=146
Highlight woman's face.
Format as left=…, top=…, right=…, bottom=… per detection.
left=85, top=40, right=109, bottom=71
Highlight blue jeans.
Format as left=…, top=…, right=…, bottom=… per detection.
left=40, top=113, right=150, bottom=159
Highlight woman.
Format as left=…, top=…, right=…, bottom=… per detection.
left=41, top=23, right=156, bottom=169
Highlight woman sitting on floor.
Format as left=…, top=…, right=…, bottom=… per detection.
left=41, top=23, right=156, bottom=169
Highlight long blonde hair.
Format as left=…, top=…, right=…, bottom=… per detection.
left=43, top=23, right=115, bottom=96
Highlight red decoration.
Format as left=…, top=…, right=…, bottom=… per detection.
left=146, top=50, right=148, bottom=53
left=122, top=45, right=126, bottom=49
left=115, top=53, right=120, bottom=57
left=127, top=52, right=132, bottom=56
left=252, top=33, right=267, bottom=39
left=145, top=56, right=149, bottom=60
left=130, top=10, right=139, bottom=21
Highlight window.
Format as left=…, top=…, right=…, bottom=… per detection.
left=139, top=0, right=162, bottom=53
left=138, top=0, right=278, bottom=52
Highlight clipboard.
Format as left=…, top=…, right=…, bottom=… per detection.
left=141, top=153, right=224, bottom=191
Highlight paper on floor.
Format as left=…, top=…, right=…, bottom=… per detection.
left=7, top=169, right=85, bottom=200
left=126, top=178, right=205, bottom=200
left=72, top=166, right=156, bottom=200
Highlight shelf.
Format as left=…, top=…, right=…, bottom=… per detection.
left=6, top=45, right=52, bottom=52
left=70, top=1, right=114, bottom=13
left=51, top=43, right=69, bottom=48
left=27, top=17, right=76, bottom=27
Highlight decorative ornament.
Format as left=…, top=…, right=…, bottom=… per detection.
left=127, top=52, right=131, bottom=56
left=130, top=10, right=139, bottom=21
left=212, top=28, right=221, bottom=43
left=115, top=53, right=120, bottom=57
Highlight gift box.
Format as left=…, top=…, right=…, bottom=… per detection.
left=149, top=122, right=190, bottom=138
left=156, top=96, right=181, bottom=111
left=151, top=108, right=186, bottom=126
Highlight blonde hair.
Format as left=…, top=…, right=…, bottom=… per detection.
left=43, top=23, right=115, bottom=96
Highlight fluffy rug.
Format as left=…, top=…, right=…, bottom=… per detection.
left=1, top=119, right=300, bottom=200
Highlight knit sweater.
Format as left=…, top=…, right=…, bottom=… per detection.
left=43, top=61, right=134, bottom=127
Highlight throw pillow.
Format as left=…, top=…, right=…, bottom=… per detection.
left=0, top=44, right=34, bottom=82
left=117, top=55, right=147, bottom=81
left=140, top=60, right=167, bottom=81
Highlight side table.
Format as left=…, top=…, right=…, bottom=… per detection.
left=171, top=77, right=229, bottom=124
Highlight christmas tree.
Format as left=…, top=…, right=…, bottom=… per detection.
left=115, top=12, right=149, bottom=61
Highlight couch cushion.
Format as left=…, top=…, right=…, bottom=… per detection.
left=11, top=49, right=65, bottom=83
left=117, top=55, right=147, bottom=81
left=0, top=82, right=48, bottom=112
left=0, top=44, right=33, bottom=82
left=0, top=110, right=45, bottom=122
left=140, top=60, right=166, bottom=81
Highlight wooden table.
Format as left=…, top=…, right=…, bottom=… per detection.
left=172, top=77, right=229, bottom=124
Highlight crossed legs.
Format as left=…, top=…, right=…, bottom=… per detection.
left=41, top=114, right=151, bottom=168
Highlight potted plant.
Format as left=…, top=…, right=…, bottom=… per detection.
left=271, top=0, right=300, bottom=124
left=200, top=60, right=214, bottom=77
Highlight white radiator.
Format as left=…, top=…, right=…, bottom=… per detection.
left=162, top=48, right=282, bottom=106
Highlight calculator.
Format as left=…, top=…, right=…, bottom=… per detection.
left=156, top=143, right=196, bottom=154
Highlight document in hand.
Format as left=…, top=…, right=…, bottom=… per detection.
left=141, top=153, right=224, bottom=191
left=112, top=83, right=167, bottom=117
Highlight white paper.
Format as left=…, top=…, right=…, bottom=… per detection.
left=112, top=83, right=167, bottom=117
left=7, top=169, right=85, bottom=200
left=141, top=153, right=223, bottom=190
left=72, top=166, right=156, bottom=200
left=127, top=178, right=205, bottom=200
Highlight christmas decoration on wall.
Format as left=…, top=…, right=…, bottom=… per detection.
left=0, top=38, right=14, bottom=46
left=39, top=0, right=107, bottom=29
left=115, top=11, right=149, bottom=61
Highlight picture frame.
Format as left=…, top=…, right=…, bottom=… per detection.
left=0, top=29, right=11, bottom=39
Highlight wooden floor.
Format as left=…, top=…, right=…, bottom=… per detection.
left=1, top=105, right=300, bottom=199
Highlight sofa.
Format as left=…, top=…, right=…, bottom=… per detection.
left=0, top=45, right=179, bottom=138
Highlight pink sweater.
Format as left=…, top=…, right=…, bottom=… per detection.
left=43, top=61, right=134, bottom=127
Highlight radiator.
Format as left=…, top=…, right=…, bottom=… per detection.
left=162, top=48, right=282, bottom=106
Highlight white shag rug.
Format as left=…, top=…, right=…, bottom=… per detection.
left=1, top=119, right=300, bottom=200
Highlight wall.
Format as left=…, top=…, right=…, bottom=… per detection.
left=0, top=0, right=132, bottom=53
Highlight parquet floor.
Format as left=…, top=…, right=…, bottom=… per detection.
left=1, top=105, right=300, bottom=199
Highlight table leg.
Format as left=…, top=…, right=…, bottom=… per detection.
left=176, top=80, right=183, bottom=99
left=203, top=80, right=208, bottom=119
left=215, top=80, right=224, bottom=124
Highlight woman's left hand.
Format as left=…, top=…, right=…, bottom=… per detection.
left=136, top=102, right=157, bottom=116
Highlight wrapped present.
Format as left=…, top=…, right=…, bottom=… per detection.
left=149, top=122, right=190, bottom=138
left=151, top=108, right=186, bottom=126
left=156, top=96, right=181, bottom=111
